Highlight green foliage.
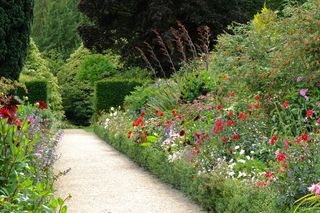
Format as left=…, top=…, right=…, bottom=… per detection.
left=208, top=0, right=319, bottom=113
left=17, top=80, right=48, bottom=104
left=0, top=96, right=64, bottom=211
left=124, top=79, right=180, bottom=113
left=177, top=69, right=215, bottom=102
left=95, top=79, right=142, bottom=112
left=58, top=45, right=93, bottom=126
left=20, top=39, right=63, bottom=115
left=0, top=1, right=34, bottom=80
left=77, top=54, right=117, bottom=85
left=32, top=0, right=85, bottom=58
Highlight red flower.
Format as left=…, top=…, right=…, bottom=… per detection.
left=230, top=91, right=235, bottom=97
left=179, top=130, right=186, bottom=136
left=239, top=112, right=246, bottom=120
left=166, top=120, right=171, bottom=126
left=233, top=134, right=239, bottom=140
left=301, top=133, right=309, bottom=141
left=228, top=148, right=233, bottom=153
left=176, top=114, right=183, bottom=119
left=294, top=137, right=302, bottom=143
left=215, top=120, right=223, bottom=127
left=172, top=109, right=176, bottom=115
left=213, top=128, right=219, bottom=134
left=35, top=100, right=48, bottom=110
left=248, top=104, right=253, bottom=109
left=255, top=95, right=260, bottom=100
left=228, top=111, right=234, bottom=117
left=141, top=111, right=146, bottom=116
left=306, top=110, right=314, bottom=117
left=276, top=152, right=286, bottom=162
left=254, top=103, right=261, bottom=109
left=15, top=119, right=23, bottom=129
left=226, top=120, right=233, bottom=126
left=217, top=105, right=223, bottom=110
left=264, top=171, right=273, bottom=179
left=222, top=137, right=228, bottom=143
left=127, top=131, right=132, bottom=139
left=282, top=101, right=289, bottom=109
left=257, top=180, right=266, bottom=188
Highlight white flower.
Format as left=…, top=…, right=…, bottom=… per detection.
left=240, top=149, right=245, bottom=155
left=250, top=151, right=254, bottom=154
left=235, top=146, right=240, bottom=150
left=110, top=107, right=115, bottom=111
left=238, top=159, right=246, bottom=164
left=246, top=156, right=251, bottom=160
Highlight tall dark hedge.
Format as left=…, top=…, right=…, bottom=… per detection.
left=95, top=79, right=142, bottom=112
left=0, top=1, right=34, bottom=80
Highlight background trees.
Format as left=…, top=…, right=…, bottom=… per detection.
left=77, top=0, right=265, bottom=76
left=32, top=0, right=84, bottom=59
left=0, top=1, right=34, bottom=80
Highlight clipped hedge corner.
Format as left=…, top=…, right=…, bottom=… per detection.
left=95, top=79, right=142, bottom=112
left=17, top=80, right=48, bottom=104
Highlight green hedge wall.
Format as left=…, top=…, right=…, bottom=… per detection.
left=95, top=79, right=142, bottom=112
left=17, top=80, right=48, bottom=104
left=94, top=125, right=281, bottom=212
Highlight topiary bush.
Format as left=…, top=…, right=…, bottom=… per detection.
left=95, top=79, right=142, bottom=112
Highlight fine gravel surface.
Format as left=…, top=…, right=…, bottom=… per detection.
left=55, top=129, right=202, bottom=213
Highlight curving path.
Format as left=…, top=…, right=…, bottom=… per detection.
left=54, top=129, right=202, bottom=213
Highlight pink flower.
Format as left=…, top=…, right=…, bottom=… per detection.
left=317, top=118, right=320, bottom=124
left=308, top=183, right=320, bottom=195
left=300, top=89, right=309, bottom=101
left=284, top=140, right=290, bottom=150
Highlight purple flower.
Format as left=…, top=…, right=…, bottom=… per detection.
left=300, top=89, right=309, bottom=101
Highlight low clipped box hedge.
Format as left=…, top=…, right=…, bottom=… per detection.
left=95, top=79, right=142, bottom=112
left=17, top=80, right=48, bottom=104
left=94, top=125, right=279, bottom=212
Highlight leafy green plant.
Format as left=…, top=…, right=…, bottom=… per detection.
left=76, top=54, right=117, bottom=85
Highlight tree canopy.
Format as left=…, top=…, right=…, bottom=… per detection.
left=78, top=0, right=267, bottom=75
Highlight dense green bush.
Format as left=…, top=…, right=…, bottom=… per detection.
left=57, top=45, right=93, bottom=125
left=58, top=45, right=128, bottom=125
left=20, top=39, right=63, bottom=115
left=76, top=54, right=117, bottom=85
left=17, top=80, right=48, bottom=104
left=95, top=79, right=142, bottom=112
left=124, top=79, right=180, bottom=113
left=0, top=1, right=34, bottom=80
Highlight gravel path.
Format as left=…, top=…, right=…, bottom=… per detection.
left=55, top=129, right=202, bottom=213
